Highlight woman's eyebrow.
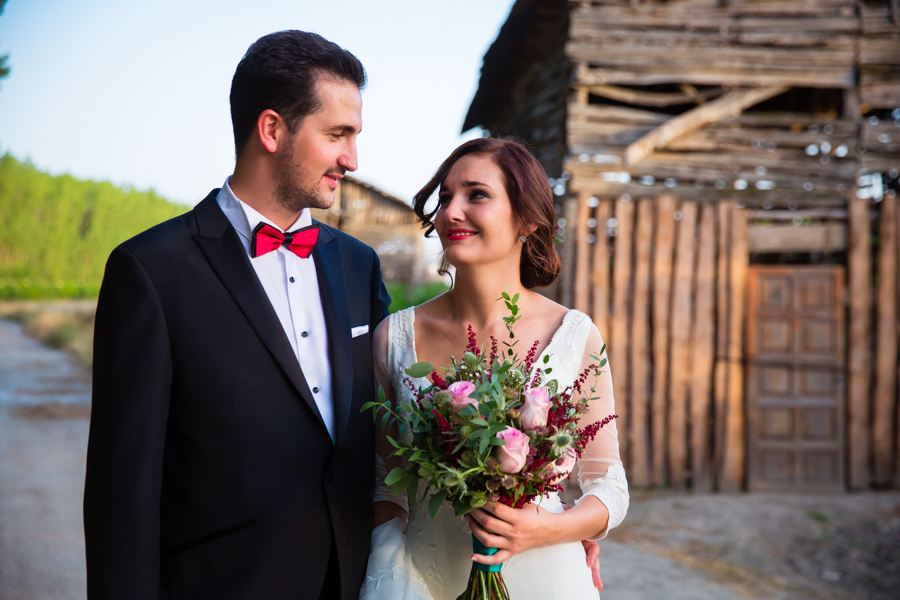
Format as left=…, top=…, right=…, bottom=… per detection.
left=462, top=180, right=492, bottom=189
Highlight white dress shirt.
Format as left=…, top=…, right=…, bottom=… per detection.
left=216, top=178, right=335, bottom=441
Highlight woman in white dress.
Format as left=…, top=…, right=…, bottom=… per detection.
left=360, top=138, right=629, bottom=600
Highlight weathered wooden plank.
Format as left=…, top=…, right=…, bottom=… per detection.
left=578, top=65, right=853, bottom=90
left=848, top=193, right=872, bottom=490
left=610, top=197, right=634, bottom=468
left=668, top=201, right=698, bottom=489
left=713, top=201, right=733, bottom=490
left=874, top=195, right=897, bottom=487
left=624, top=87, right=790, bottom=166
left=747, top=209, right=848, bottom=220
left=629, top=199, right=654, bottom=487
left=651, top=194, right=678, bottom=486
left=574, top=83, right=724, bottom=107
left=690, top=203, right=717, bottom=492
left=721, top=206, right=748, bottom=493
left=575, top=192, right=592, bottom=314
left=747, top=223, right=847, bottom=252
left=591, top=199, right=612, bottom=340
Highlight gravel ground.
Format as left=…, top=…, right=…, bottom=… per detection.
left=1, top=314, right=897, bottom=600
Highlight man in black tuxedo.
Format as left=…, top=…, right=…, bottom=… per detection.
left=83, top=31, right=390, bottom=600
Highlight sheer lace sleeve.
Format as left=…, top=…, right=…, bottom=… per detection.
left=373, top=315, right=409, bottom=512
left=573, top=323, right=629, bottom=541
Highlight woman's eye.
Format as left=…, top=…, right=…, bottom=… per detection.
left=438, top=195, right=451, bottom=205
left=470, top=190, right=489, bottom=200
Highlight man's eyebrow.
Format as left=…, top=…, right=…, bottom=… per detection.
left=329, top=124, right=359, bottom=134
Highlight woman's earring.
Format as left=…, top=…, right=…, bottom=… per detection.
left=519, top=235, right=527, bottom=243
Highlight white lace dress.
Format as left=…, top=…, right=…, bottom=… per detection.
left=360, top=308, right=629, bottom=600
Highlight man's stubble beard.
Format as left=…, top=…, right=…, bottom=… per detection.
left=273, top=140, right=334, bottom=214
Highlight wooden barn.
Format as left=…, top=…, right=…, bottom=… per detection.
left=311, top=175, right=428, bottom=283
left=464, top=0, right=900, bottom=493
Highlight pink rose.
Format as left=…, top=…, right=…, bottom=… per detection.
left=448, top=381, right=478, bottom=413
left=495, top=427, right=530, bottom=474
left=549, top=447, right=577, bottom=483
left=519, top=386, right=550, bottom=430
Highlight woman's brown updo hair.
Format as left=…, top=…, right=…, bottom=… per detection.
left=412, top=137, right=561, bottom=289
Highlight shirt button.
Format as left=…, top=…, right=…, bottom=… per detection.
left=290, top=277, right=295, bottom=283
left=313, top=387, right=319, bottom=393
left=301, top=331, right=309, bottom=338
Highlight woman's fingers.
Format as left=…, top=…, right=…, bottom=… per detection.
left=472, top=549, right=513, bottom=566
left=467, top=508, right=511, bottom=535
left=582, top=540, right=602, bottom=590
left=466, top=515, right=508, bottom=549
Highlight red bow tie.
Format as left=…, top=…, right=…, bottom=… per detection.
left=251, top=222, right=320, bottom=259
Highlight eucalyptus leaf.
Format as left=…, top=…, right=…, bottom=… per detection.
left=384, top=467, right=406, bottom=486
left=600, top=358, right=608, bottom=368
left=405, top=361, right=435, bottom=379
left=543, top=354, right=550, bottom=364
left=429, top=490, right=448, bottom=519
left=378, top=385, right=386, bottom=402
left=390, top=470, right=411, bottom=496
left=511, top=293, right=519, bottom=304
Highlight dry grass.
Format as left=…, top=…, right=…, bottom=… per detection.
left=0, top=300, right=96, bottom=369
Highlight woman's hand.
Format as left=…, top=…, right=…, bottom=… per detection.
left=465, top=502, right=559, bottom=565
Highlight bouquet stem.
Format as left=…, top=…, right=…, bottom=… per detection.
left=456, top=535, right=510, bottom=600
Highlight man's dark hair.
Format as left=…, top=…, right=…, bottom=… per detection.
left=230, top=30, right=366, bottom=157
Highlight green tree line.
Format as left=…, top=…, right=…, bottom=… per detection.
left=0, top=154, right=188, bottom=298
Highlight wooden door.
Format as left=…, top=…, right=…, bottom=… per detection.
left=746, top=266, right=846, bottom=492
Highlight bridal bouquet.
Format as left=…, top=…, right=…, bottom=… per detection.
left=362, top=291, right=617, bottom=600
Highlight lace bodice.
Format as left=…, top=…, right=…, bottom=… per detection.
left=373, top=307, right=629, bottom=539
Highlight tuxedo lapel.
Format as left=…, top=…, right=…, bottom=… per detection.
left=191, top=193, right=329, bottom=436
left=312, top=225, right=354, bottom=447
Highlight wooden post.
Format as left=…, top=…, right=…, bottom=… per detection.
left=874, top=196, right=897, bottom=487
left=591, top=199, right=612, bottom=339
left=713, top=202, right=733, bottom=490
left=574, top=192, right=592, bottom=314
left=848, top=193, right=872, bottom=490
left=611, top=197, right=634, bottom=469
left=690, top=203, right=717, bottom=492
left=560, top=198, right=578, bottom=308
left=651, top=194, right=677, bottom=486
left=721, top=206, right=748, bottom=493
left=629, top=199, right=654, bottom=486
left=668, top=201, right=698, bottom=489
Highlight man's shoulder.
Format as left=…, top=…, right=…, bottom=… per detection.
left=117, top=208, right=197, bottom=260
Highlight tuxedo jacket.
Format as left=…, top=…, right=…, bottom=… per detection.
left=83, top=190, right=392, bottom=600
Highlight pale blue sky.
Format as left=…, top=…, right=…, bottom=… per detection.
left=0, top=0, right=515, bottom=205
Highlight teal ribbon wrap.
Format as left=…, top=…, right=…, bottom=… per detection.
left=472, top=534, right=503, bottom=573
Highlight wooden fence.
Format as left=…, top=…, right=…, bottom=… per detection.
left=568, top=191, right=900, bottom=491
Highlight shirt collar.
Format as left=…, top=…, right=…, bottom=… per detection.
left=219, top=176, right=312, bottom=245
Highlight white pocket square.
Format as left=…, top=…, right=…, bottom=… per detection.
left=351, top=325, right=369, bottom=338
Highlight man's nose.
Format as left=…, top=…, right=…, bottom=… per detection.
left=338, top=143, right=358, bottom=172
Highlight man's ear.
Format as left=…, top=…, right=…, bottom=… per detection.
left=256, top=109, right=283, bottom=154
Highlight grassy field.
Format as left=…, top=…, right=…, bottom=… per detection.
left=0, top=154, right=188, bottom=299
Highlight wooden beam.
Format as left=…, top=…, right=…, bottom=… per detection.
left=573, top=83, right=724, bottom=108
left=629, top=199, right=654, bottom=487
left=721, top=206, right=748, bottom=492
left=690, top=203, right=717, bottom=492
left=713, top=201, right=734, bottom=491
left=874, top=195, right=897, bottom=487
left=848, top=193, right=872, bottom=490
left=610, top=197, right=634, bottom=469
left=623, top=86, right=790, bottom=167
left=668, top=202, right=698, bottom=489
left=574, top=192, right=592, bottom=313
left=747, top=223, right=847, bottom=253
left=651, top=195, right=678, bottom=486
left=591, top=199, right=612, bottom=339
